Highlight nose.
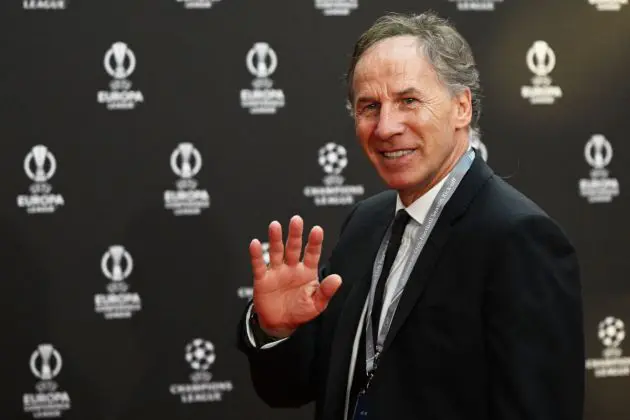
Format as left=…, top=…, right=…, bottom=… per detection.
left=373, top=105, right=405, bottom=140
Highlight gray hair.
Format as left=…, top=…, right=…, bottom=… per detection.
left=345, top=11, right=482, bottom=134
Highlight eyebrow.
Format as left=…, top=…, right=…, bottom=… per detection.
left=395, top=87, right=421, bottom=97
left=355, top=87, right=421, bottom=104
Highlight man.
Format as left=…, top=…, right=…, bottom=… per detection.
left=237, top=11, right=585, bottom=420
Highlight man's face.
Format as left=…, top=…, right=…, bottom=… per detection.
left=352, top=35, right=471, bottom=201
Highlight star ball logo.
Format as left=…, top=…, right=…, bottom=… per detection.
left=303, top=142, right=365, bottom=206
left=97, top=42, right=144, bottom=110
left=94, top=245, right=142, bottom=319
left=164, top=142, right=211, bottom=216
left=176, top=0, right=220, bottom=8
left=449, top=0, right=503, bottom=11
left=23, top=344, right=71, bottom=418
left=240, top=42, right=285, bottom=114
left=578, top=134, right=619, bottom=203
left=520, top=40, right=562, bottom=105
left=17, top=145, right=65, bottom=214
left=589, top=0, right=627, bottom=11
left=314, top=0, right=358, bottom=16
left=586, top=316, right=630, bottom=378
left=169, top=338, right=234, bottom=404
left=23, top=0, right=66, bottom=9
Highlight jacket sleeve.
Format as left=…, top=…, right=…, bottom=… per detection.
left=236, top=263, right=329, bottom=408
left=484, top=214, right=585, bottom=420
left=236, top=203, right=360, bottom=408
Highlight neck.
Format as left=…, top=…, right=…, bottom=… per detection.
left=399, top=137, right=469, bottom=207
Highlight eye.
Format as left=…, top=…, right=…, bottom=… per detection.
left=402, top=97, right=418, bottom=105
left=358, top=102, right=379, bottom=116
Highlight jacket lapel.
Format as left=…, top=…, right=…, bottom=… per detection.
left=380, top=154, right=494, bottom=356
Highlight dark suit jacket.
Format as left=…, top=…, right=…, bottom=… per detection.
left=237, top=155, right=585, bottom=420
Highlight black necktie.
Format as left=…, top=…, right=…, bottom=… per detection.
left=370, top=209, right=411, bottom=345
left=349, top=209, right=411, bottom=412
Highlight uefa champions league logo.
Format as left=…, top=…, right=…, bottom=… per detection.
left=170, top=338, right=234, bottom=403
left=598, top=316, right=625, bottom=357
left=185, top=338, right=216, bottom=383
left=303, top=142, right=364, bottom=206
left=319, top=142, right=348, bottom=185
left=586, top=316, right=630, bottom=378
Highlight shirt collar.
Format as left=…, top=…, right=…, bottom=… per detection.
left=395, top=176, right=448, bottom=225
left=395, top=144, right=473, bottom=225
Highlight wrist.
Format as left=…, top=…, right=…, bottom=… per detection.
left=250, top=306, right=294, bottom=341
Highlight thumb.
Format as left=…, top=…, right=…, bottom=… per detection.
left=312, top=274, right=342, bottom=313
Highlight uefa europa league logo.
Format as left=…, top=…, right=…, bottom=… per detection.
left=104, top=42, right=136, bottom=79
left=585, top=134, right=613, bottom=176
left=30, top=344, right=62, bottom=392
left=24, top=145, right=56, bottom=194
left=171, top=142, right=202, bottom=190
left=526, top=40, right=555, bottom=83
left=247, top=42, right=277, bottom=89
left=101, top=245, right=133, bottom=293
left=247, top=42, right=277, bottom=78
left=104, top=42, right=136, bottom=90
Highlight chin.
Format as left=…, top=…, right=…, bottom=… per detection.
left=380, top=173, right=420, bottom=192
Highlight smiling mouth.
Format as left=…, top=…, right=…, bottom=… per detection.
left=381, top=149, right=415, bottom=159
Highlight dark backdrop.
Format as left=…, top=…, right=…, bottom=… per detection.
left=0, top=0, right=628, bottom=419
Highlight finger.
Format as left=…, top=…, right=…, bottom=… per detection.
left=303, top=225, right=324, bottom=270
left=268, top=220, right=284, bottom=268
left=284, top=215, right=303, bottom=266
left=312, top=274, right=342, bottom=313
left=249, top=239, right=267, bottom=282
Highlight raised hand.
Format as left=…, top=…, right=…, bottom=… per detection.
left=249, top=215, right=342, bottom=338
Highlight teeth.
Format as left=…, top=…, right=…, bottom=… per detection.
left=383, top=150, right=414, bottom=159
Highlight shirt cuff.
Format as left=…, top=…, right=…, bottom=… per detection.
left=245, top=303, right=289, bottom=349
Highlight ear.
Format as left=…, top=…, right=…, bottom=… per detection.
left=453, top=88, right=472, bottom=129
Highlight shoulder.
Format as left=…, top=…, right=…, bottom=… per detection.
left=473, top=175, right=574, bottom=252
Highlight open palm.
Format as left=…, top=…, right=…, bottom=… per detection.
left=249, top=216, right=342, bottom=338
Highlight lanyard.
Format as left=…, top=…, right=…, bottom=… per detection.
left=364, top=149, right=475, bottom=376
